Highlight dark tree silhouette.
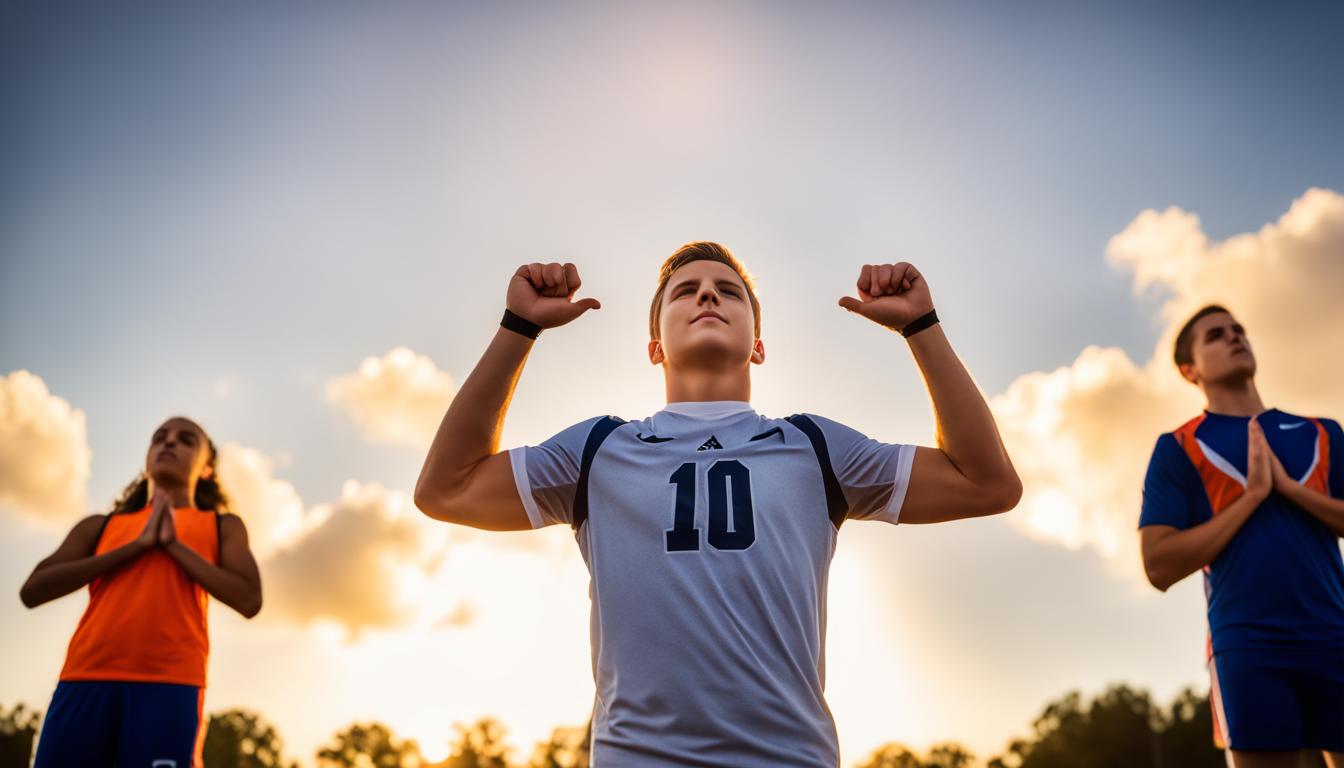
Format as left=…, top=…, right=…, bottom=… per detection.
left=856, top=741, right=976, bottom=768
left=856, top=743, right=927, bottom=768
left=925, top=742, right=977, bottom=768
left=527, top=724, right=589, bottom=768
left=987, top=685, right=1224, bottom=768
left=0, top=703, right=40, bottom=768
left=203, top=709, right=296, bottom=768
left=317, top=722, right=423, bottom=768
left=437, top=718, right=513, bottom=768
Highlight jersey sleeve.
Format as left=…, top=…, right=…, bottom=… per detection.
left=508, top=416, right=608, bottom=529
left=1323, top=418, right=1344, bottom=500
left=805, top=414, right=917, bottom=525
left=1138, top=433, right=1207, bottom=530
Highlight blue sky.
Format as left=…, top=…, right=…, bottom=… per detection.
left=3, top=1, right=1343, bottom=763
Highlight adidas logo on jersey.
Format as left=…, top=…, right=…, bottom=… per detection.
left=697, top=435, right=724, bottom=451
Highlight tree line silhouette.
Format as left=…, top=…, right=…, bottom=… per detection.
left=1, top=684, right=1325, bottom=767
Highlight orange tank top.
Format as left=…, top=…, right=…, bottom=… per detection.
left=60, top=505, right=219, bottom=687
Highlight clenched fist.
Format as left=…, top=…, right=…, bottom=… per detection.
left=838, top=263, right=934, bottom=333
left=507, top=263, right=602, bottom=330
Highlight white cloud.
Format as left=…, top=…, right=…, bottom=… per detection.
left=993, top=188, right=1344, bottom=571
left=262, top=481, right=445, bottom=635
left=326, top=347, right=456, bottom=447
left=215, top=442, right=306, bottom=560
left=0, top=371, right=91, bottom=524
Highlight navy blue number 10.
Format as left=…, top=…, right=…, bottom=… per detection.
left=666, top=460, right=756, bottom=552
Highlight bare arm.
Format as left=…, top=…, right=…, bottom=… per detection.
left=414, top=263, right=600, bottom=531
left=161, top=509, right=263, bottom=618
left=839, top=263, right=1022, bottom=524
left=1269, top=446, right=1344, bottom=537
left=19, top=507, right=161, bottom=608
left=1141, top=420, right=1271, bottom=591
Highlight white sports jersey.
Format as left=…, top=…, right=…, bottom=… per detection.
left=509, top=400, right=915, bottom=767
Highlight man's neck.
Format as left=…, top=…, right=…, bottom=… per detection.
left=664, top=365, right=751, bottom=404
left=1203, top=378, right=1266, bottom=417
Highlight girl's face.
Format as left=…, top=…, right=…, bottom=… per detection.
left=144, top=417, right=213, bottom=488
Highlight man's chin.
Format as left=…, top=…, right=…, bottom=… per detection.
left=666, top=338, right=754, bottom=368
left=1211, top=360, right=1257, bottom=386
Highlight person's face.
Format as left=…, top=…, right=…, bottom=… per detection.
left=649, top=260, right=764, bottom=368
left=1182, top=312, right=1256, bottom=387
left=145, top=417, right=213, bottom=488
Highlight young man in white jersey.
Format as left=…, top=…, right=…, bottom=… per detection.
left=416, top=242, right=1022, bottom=767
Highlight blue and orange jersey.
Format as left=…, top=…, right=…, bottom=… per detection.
left=1139, top=409, right=1344, bottom=653
left=60, top=505, right=219, bottom=687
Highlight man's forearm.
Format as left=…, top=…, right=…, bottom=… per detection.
left=1280, top=481, right=1344, bottom=537
left=417, top=328, right=534, bottom=498
left=906, top=325, right=1017, bottom=490
left=1145, top=492, right=1262, bottom=590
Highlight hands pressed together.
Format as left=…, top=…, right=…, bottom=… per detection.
left=1245, top=419, right=1300, bottom=504
left=136, top=488, right=180, bottom=554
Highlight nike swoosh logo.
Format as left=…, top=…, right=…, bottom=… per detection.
left=637, top=432, right=674, bottom=443
left=749, top=426, right=784, bottom=443
left=1279, top=422, right=1307, bottom=430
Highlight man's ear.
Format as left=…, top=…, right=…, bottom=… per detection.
left=750, top=338, right=765, bottom=365
left=648, top=339, right=665, bottom=365
left=1178, top=362, right=1199, bottom=385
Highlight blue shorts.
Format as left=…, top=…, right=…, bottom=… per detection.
left=33, top=680, right=205, bottom=768
left=1211, top=649, right=1344, bottom=752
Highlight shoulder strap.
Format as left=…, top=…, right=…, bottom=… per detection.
left=572, top=416, right=627, bottom=531
left=785, top=414, right=848, bottom=529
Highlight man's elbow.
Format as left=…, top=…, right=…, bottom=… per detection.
left=1143, top=563, right=1173, bottom=593
left=413, top=483, right=462, bottom=524
left=981, top=473, right=1023, bottom=516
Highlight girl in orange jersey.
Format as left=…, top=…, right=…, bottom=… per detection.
left=20, top=416, right=263, bottom=768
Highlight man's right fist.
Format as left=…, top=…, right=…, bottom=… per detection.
left=507, top=263, right=601, bottom=330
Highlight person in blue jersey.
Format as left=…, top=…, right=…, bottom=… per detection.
left=1139, top=305, right=1344, bottom=768
left=415, top=242, right=1022, bottom=767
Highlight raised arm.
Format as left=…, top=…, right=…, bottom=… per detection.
left=838, top=262, right=1021, bottom=524
left=1140, top=421, right=1270, bottom=591
left=19, top=505, right=162, bottom=608
left=414, top=263, right=600, bottom=531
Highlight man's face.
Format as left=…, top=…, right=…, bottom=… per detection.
left=1183, top=312, right=1256, bottom=386
left=649, top=260, right=764, bottom=368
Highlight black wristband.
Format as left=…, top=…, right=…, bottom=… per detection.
left=901, top=309, right=939, bottom=338
left=501, top=308, right=542, bottom=340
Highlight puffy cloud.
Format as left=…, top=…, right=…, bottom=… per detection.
left=215, top=442, right=306, bottom=560
left=262, top=481, right=444, bottom=635
left=0, top=371, right=90, bottom=524
left=993, top=188, right=1344, bottom=570
left=326, top=347, right=456, bottom=447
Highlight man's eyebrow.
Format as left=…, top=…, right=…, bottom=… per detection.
left=670, top=278, right=743, bottom=293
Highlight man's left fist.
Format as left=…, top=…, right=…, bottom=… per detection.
left=837, top=263, right=934, bottom=333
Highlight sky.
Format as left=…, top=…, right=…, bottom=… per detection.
left=3, top=1, right=1344, bottom=764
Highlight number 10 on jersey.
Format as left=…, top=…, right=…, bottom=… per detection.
left=666, top=460, right=756, bottom=552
